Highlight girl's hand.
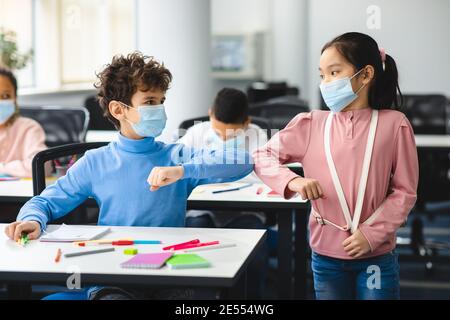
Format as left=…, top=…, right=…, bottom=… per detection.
left=287, top=177, right=325, bottom=200
left=147, top=166, right=184, bottom=191
left=342, top=229, right=371, bottom=258
left=4, top=221, right=41, bottom=241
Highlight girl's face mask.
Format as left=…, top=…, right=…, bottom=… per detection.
left=319, top=68, right=366, bottom=113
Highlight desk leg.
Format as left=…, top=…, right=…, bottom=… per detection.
left=224, top=271, right=247, bottom=299
left=277, top=210, right=293, bottom=299
left=294, top=208, right=308, bottom=299
left=7, top=284, right=32, bottom=299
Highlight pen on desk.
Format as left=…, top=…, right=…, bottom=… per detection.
left=163, top=239, right=200, bottom=251
left=64, top=247, right=115, bottom=258
left=172, top=241, right=220, bottom=251
left=183, top=243, right=236, bottom=252
left=76, top=239, right=161, bottom=247
left=54, top=248, right=62, bottom=263
left=212, top=183, right=253, bottom=194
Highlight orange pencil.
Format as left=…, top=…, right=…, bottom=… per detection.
left=54, top=248, right=62, bottom=263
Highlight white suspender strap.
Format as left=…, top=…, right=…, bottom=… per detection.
left=324, top=112, right=353, bottom=230
left=323, top=110, right=379, bottom=234
left=351, top=110, right=378, bottom=233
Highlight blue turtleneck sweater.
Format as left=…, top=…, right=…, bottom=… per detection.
left=17, top=134, right=253, bottom=230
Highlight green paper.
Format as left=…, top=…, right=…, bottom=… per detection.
left=166, top=254, right=210, bottom=269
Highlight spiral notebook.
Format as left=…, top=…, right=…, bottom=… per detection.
left=39, top=224, right=111, bottom=242
left=120, top=252, right=174, bottom=269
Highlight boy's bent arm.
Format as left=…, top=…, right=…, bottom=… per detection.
left=179, top=145, right=254, bottom=184
left=17, top=155, right=93, bottom=232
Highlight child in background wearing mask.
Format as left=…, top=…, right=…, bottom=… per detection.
left=0, top=68, right=47, bottom=178
left=253, top=32, right=418, bottom=300
left=5, top=52, right=253, bottom=300
left=178, top=88, right=268, bottom=299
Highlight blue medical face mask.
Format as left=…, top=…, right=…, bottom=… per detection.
left=121, top=102, right=167, bottom=138
left=319, top=69, right=366, bottom=113
left=0, top=100, right=16, bottom=125
left=207, top=129, right=245, bottom=150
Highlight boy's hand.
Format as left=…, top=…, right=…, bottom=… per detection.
left=342, top=229, right=371, bottom=258
left=288, top=177, right=325, bottom=200
left=4, top=221, right=41, bottom=241
left=147, top=166, right=184, bottom=191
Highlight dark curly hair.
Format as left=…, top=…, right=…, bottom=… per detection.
left=94, top=52, right=173, bottom=129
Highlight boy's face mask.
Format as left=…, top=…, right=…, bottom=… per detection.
left=207, top=129, right=245, bottom=150
left=319, top=68, right=366, bottom=113
left=0, top=100, right=16, bottom=125
left=120, top=102, right=167, bottom=138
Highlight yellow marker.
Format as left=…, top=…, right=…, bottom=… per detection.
left=124, top=248, right=138, bottom=255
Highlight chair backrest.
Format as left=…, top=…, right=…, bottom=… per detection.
left=249, top=96, right=310, bottom=130
left=402, top=94, right=448, bottom=135
left=84, top=95, right=116, bottom=131
left=247, top=81, right=299, bottom=103
left=417, top=147, right=450, bottom=208
left=20, top=106, right=90, bottom=147
left=32, top=142, right=108, bottom=195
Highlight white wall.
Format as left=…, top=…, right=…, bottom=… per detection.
left=271, top=0, right=308, bottom=96
left=307, top=0, right=450, bottom=108
left=136, top=0, right=212, bottom=142
left=211, top=0, right=309, bottom=98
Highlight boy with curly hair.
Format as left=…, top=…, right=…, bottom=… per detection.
left=5, top=52, right=253, bottom=300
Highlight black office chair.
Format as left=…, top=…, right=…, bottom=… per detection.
left=249, top=96, right=310, bottom=130
left=395, top=144, right=450, bottom=273
left=402, top=94, right=448, bottom=135
left=20, top=106, right=90, bottom=147
left=178, top=115, right=272, bottom=138
left=247, top=81, right=299, bottom=103
left=84, top=95, right=116, bottom=130
left=32, top=142, right=107, bottom=224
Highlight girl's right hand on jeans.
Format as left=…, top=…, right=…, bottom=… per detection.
left=288, top=177, right=325, bottom=200
left=4, top=221, right=41, bottom=241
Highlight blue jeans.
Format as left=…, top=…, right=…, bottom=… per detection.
left=311, top=251, right=400, bottom=300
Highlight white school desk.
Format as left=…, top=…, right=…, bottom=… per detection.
left=0, top=224, right=266, bottom=299
left=187, top=182, right=309, bottom=300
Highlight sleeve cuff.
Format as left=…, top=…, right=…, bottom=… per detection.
left=358, top=224, right=375, bottom=252
left=280, top=171, right=301, bottom=199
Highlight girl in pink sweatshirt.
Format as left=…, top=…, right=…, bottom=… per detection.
left=0, top=68, right=47, bottom=178
left=254, top=32, right=418, bottom=300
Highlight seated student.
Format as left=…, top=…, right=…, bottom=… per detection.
left=0, top=68, right=47, bottom=178
left=4, top=52, right=253, bottom=300
left=178, top=88, right=268, bottom=299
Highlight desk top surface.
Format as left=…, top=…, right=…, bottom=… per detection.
left=0, top=224, right=265, bottom=286
left=0, top=180, right=307, bottom=205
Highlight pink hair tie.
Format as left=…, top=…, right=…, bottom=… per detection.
left=379, top=47, right=386, bottom=63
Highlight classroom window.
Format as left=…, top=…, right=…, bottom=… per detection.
left=59, top=0, right=135, bottom=85
left=0, top=0, right=35, bottom=88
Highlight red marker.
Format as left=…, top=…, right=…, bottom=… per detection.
left=163, top=239, right=200, bottom=251
left=171, top=241, right=220, bottom=251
